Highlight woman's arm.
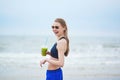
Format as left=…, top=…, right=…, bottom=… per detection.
left=46, top=39, right=67, bottom=67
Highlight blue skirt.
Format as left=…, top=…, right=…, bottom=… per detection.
left=46, top=68, right=63, bottom=80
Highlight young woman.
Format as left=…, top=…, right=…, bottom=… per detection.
left=40, top=18, right=69, bottom=80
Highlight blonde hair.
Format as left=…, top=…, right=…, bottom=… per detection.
left=55, top=18, right=69, bottom=56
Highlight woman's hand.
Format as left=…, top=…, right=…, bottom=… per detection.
left=40, top=59, right=46, bottom=67
left=46, top=51, right=51, bottom=55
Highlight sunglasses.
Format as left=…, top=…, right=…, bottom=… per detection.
left=51, top=26, right=59, bottom=29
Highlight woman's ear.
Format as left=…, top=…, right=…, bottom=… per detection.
left=63, top=27, right=66, bottom=31
left=64, top=29, right=66, bottom=32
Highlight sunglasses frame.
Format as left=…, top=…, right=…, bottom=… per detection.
left=52, top=26, right=59, bottom=29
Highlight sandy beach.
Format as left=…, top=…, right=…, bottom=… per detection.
left=0, top=53, right=120, bottom=80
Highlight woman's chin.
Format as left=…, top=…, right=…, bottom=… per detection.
left=54, top=33, right=59, bottom=36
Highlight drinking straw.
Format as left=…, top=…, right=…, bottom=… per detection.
left=45, top=36, right=49, bottom=47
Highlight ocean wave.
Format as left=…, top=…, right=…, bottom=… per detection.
left=103, top=44, right=120, bottom=48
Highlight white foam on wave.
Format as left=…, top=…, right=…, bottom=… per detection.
left=0, top=52, right=43, bottom=68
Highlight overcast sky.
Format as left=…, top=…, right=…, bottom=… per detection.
left=0, top=0, right=120, bottom=37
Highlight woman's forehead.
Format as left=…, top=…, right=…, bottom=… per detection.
left=52, top=22, right=61, bottom=26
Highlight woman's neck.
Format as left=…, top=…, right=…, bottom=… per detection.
left=57, top=35, right=65, bottom=40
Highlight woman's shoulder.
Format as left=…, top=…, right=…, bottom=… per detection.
left=57, top=38, right=67, bottom=45
left=57, top=38, right=67, bottom=52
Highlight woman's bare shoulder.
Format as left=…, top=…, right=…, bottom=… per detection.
left=57, top=38, right=67, bottom=45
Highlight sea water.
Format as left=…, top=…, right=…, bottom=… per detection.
left=0, top=35, right=120, bottom=80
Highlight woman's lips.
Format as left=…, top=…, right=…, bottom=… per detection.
left=54, top=31, right=58, bottom=34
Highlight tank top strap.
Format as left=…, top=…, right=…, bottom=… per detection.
left=59, top=37, right=66, bottom=40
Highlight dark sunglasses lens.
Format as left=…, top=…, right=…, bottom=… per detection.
left=52, top=26, right=59, bottom=29
left=55, top=26, right=59, bottom=29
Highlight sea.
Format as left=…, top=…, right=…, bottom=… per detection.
left=0, top=35, right=120, bottom=80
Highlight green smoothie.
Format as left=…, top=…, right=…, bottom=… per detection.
left=41, top=48, right=48, bottom=56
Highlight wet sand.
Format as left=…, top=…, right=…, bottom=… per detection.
left=0, top=53, right=120, bottom=80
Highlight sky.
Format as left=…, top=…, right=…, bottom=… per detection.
left=0, top=0, right=120, bottom=37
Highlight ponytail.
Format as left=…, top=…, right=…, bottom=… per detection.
left=55, top=18, right=69, bottom=56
